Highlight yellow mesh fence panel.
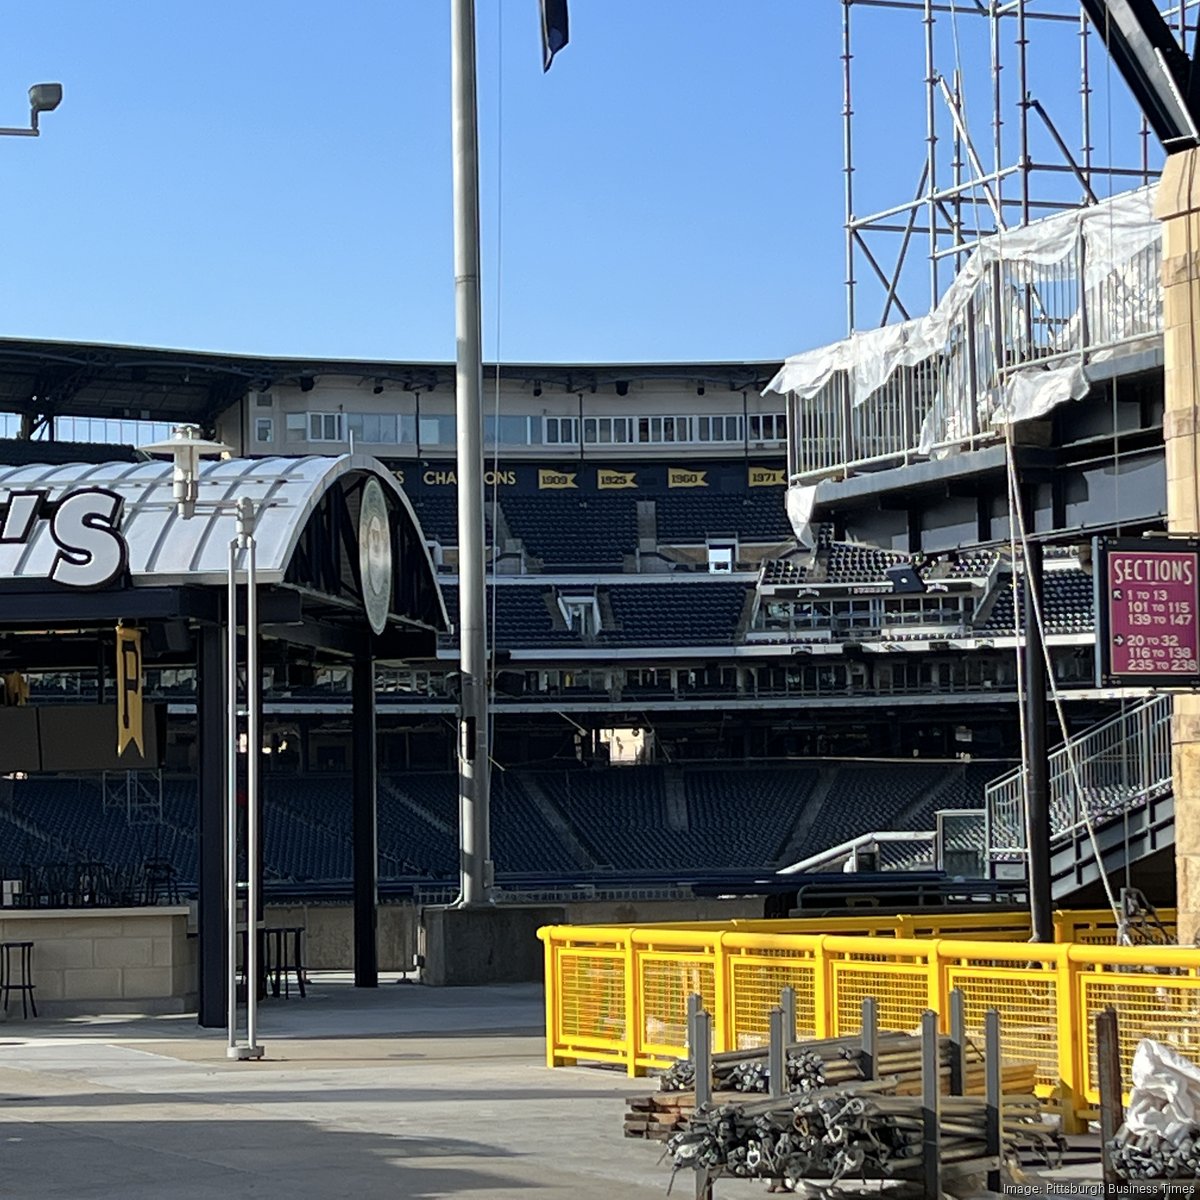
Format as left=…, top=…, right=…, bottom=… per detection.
left=831, top=962, right=929, bottom=1035
left=729, top=957, right=819, bottom=1049
left=945, top=966, right=1059, bottom=1092
left=639, top=955, right=714, bottom=1057
left=1079, top=972, right=1200, bottom=1103
left=558, top=951, right=626, bottom=1046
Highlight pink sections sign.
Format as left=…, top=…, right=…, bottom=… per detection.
left=1106, top=549, right=1200, bottom=678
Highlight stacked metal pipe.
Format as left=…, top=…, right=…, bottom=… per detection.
left=656, top=1031, right=1035, bottom=1098
left=666, top=1082, right=1061, bottom=1189
left=1110, top=1126, right=1200, bottom=1180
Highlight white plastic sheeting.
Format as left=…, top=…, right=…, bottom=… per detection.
left=768, top=186, right=1161, bottom=483
left=1124, top=1038, right=1200, bottom=1138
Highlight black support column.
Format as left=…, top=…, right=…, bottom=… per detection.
left=352, top=650, right=378, bottom=986
left=197, top=624, right=226, bottom=1027
left=1023, top=540, right=1054, bottom=943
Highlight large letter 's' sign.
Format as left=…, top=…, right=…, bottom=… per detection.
left=0, top=488, right=127, bottom=589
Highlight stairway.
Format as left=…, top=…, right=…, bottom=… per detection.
left=985, top=695, right=1174, bottom=900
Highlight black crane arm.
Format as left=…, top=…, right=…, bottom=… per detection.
left=1081, top=0, right=1200, bottom=150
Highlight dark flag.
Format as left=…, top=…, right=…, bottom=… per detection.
left=540, top=0, right=569, bottom=72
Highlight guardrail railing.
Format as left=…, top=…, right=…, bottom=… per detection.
left=539, top=909, right=1183, bottom=1131
left=772, top=187, right=1162, bottom=483
left=986, top=694, right=1172, bottom=860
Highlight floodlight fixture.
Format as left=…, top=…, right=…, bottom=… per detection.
left=28, top=83, right=62, bottom=129
left=0, top=82, right=62, bottom=137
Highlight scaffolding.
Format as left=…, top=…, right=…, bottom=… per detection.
left=842, top=0, right=1198, bottom=331
left=102, top=769, right=164, bottom=826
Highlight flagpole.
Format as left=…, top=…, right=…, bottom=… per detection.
left=450, top=0, right=491, bottom=906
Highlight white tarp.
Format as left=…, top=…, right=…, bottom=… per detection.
left=785, top=482, right=819, bottom=551
left=1124, top=1038, right=1200, bottom=1139
left=766, top=186, right=1160, bottom=446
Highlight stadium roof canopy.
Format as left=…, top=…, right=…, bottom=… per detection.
left=0, top=453, right=446, bottom=663
left=0, top=336, right=780, bottom=429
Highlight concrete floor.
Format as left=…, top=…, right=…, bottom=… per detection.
left=0, top=973, right=762, bottom=1199
left=0, top=975, right=1102, bottom=1199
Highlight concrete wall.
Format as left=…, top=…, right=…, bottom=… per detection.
left=1158, top=151, right=1200, bottom=945
left=265, top=896, right=765, bottom=973
left=0, top=907, right=196, bottom=1018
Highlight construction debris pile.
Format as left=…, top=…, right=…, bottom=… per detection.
left=667, top=1083, right=1060, bottom=1189
left=1111, top=1038, right=1200, bottom=1182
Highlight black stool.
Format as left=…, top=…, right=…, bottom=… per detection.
left=0, top=941, right=36, bottom=1018
left=266, top=926, right=306, bottom=998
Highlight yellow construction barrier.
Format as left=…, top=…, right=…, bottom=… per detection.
left=538, top=910, right=1191, bottom=1131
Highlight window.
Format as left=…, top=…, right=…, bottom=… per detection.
left=255, top=391, right=274, bottom=408
left=696, top=414, right=743, bottom=442
left=308, top=412, right=345, bottom=442
left=583, top=416, right=632, bottom=444
left=636, top=416, right=692, bottom=444
left=484, top=415, right=540, bottom=446
left=419, top=414, right=456, bottom=446
left=544, top=416, right=578, bottom=445
left=347, top=413, right=398, bottom=444
left=707, top=544, right=735, bottom=574
left=255, top=418, right=273, bottom=444
left=285, top=413, right=307, bottom=441
left=749, top=413, right=786, bottom=442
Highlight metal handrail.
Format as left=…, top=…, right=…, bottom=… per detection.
left=782, top=189, right=1162, bottom=481
left=985, top=694, right=1172, bottom=859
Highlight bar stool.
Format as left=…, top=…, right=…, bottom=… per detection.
left=0, top=941, right=36, bottom=1018
left=265, top=926, right=306, bottom=998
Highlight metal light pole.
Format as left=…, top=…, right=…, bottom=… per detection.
left=142, top=426, right=263, bottom=1057
left=450, top=0, right=492, bottom=906
left=226, top=498, right=263, bottom=1059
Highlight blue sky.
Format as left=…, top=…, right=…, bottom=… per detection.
left=0, top=3, right=1157, bottom=365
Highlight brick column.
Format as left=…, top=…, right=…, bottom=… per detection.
left=1156, top=150, right=1200, bottom=944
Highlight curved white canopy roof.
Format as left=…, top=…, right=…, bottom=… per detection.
left=0, top=455, right=444, bottom=624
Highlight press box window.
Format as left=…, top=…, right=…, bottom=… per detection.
left=255, top=418, right=274, bottom=444
left=309, top=413, right=345, bottom=442
left=544, top=416, right=578, bottom=445
left=285, top=413, right=308, bottom=442
left=749, top=413, right=786, bottom=442
left=347, top=413, right=398, bottom=444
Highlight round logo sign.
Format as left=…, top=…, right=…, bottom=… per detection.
left=358, top=477, right=392, bottom=636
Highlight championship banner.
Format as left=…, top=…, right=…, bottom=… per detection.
left=116, top=626, right=144, bottom=757
left=597, top=469, right=637, bottom=490
left=668, top=467, right=708, bottom=488
left=538, top=469, right=578, bottom=490
left=748, top=467, right=787, bottom=487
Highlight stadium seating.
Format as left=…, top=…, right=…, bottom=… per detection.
left=439, top=584, right=582, bottom=648
left=655, top=492, right=791, bottom=544
left=980, top=568, right=1093, bottom=636
left=406, top=493, right=492, bottom=547
left=825, top=544, right=909, bottom=583
left=500, top=495, right=638, bottom=567
left=798, top=765, right=946, bottom=857
left=602, top=583, right=748, bottom=646
left=0, top=761, right=995, bottom=887
left=760, top=556, right=811, bottom=585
